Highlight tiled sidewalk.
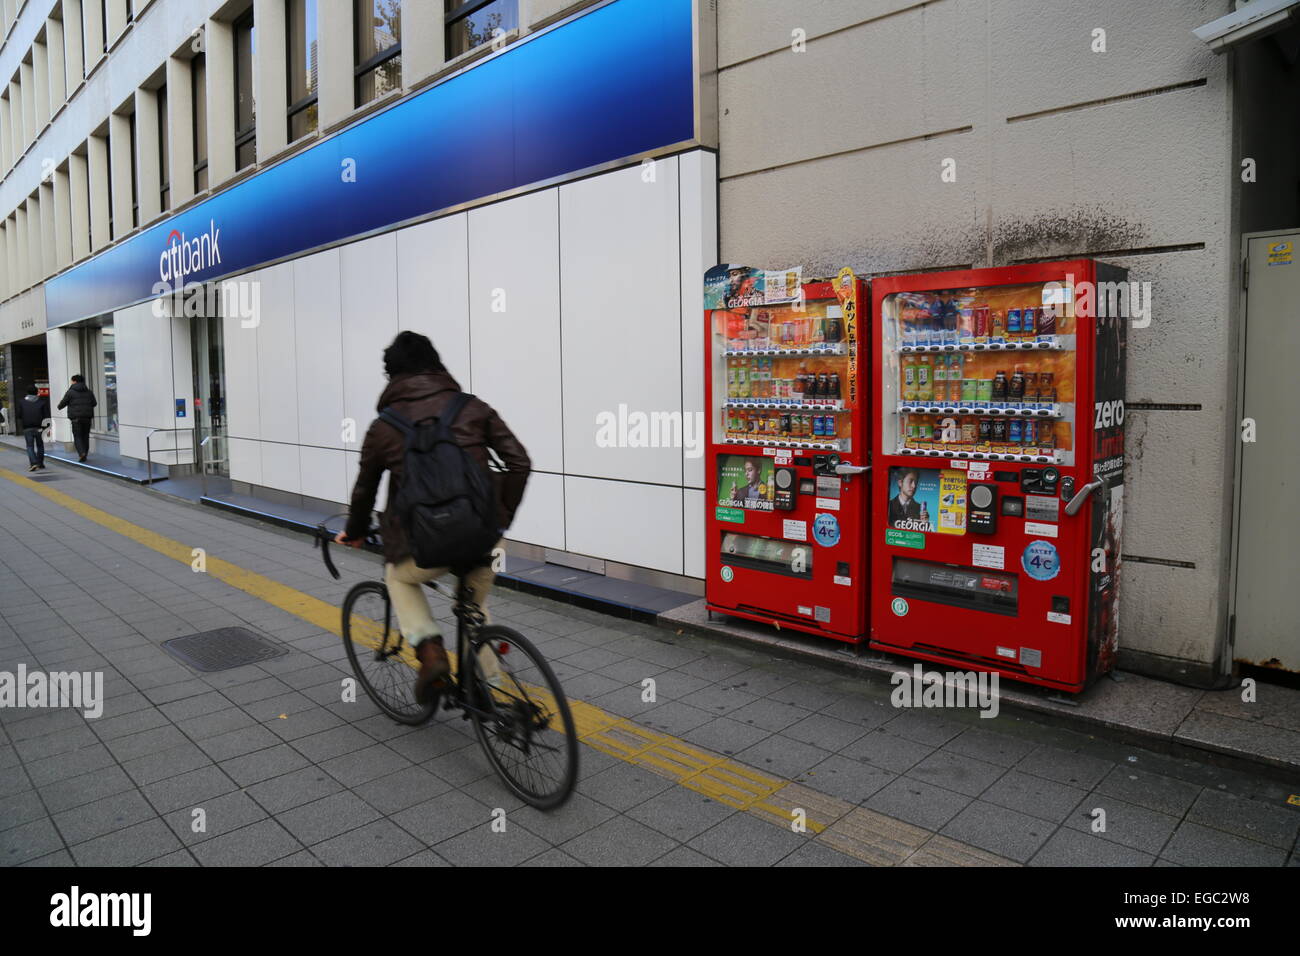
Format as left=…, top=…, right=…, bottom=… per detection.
left=1, top=450, right=1297, bottom=867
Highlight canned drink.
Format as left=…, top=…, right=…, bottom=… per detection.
left=978, top=417, right=992, bottom=442
left=1007, top=308, right=1021, bottom=339
left=991, top=418, right=1008, bottom=442
left=1008, top=419, right=1022, bottom=444
left=976, top=377, right=994, bottom=404
left=961, top=420, right=977, bottom=444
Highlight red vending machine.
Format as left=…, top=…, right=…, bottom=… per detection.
left=869, top=261, right=1127, bottom=692
left=704, top=265, right=871, bottom=643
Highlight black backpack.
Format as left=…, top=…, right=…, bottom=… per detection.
left=380, top=392, right=499, bottom=573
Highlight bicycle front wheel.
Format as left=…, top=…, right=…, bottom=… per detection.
left=341, top=581, right=435, bottom=725
left=469, top=626, right=578, bottom=810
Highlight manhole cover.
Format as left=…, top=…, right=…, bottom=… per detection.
left=162, top=627, right=288, bottom=672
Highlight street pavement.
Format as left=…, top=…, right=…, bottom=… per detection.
left=1, top=445, right=1297, bottom=867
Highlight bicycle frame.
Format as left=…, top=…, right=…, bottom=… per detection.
left=315, top=514, right=497, bottom=720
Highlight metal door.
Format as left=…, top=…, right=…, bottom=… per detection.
left=1232, top=230, right=1300, bottom=672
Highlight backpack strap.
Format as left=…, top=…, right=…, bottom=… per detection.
left=378, top=406, right=415, bottom=440
left=434, top=392, right=473, bottom=439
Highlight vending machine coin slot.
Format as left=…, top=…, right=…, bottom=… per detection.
left=1060, top=475, right=1075, bottom=502
left=1020, top=469, right=1043, bottom=494
left=813, top=454, right=842, bottom=477
left=969, top=483, right=998, bottom=534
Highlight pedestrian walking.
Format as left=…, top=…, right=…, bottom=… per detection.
left=57, top=374, right=97, bottom=462
left=16, top=385, right=50, bottom=472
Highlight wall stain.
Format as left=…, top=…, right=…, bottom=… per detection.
left=992, top=205, right=1149, bottom=265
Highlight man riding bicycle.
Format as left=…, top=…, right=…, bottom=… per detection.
left=336, top=331, right=531, bottom=705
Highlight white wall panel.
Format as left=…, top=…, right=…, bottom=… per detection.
left=341, top=234, right=399, bottom=449
left=468, top=190, right=563, bottom=474
left=565, top=476, right=683, bottom=574
left=684, top=488, right=706, bottom=579
left=113, top=303, right=192, bottom=464
left=223, top=292, right=261, bottom=445
left=293, top=249, right=345, bottom=448
left=508, top=471, right=564, bottom=550
left=397, top=214, right=472, bottom=387
left=560, top=160, right=682, bottom=486
left=255, top=263, right=299, bottom=445
left=679, top=150, right=716, bottom=490
left=228, top=436, right=262, bottom=487
left=44, top=326, right=72, bottom=442
left=260, top=441, right=300, bottom=494
left=299, top=445, right=347, bottom=505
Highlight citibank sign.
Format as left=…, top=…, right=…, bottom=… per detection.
left=159, top=221, right=223, bottom=284
left=45, top=0, right=700, bottom=327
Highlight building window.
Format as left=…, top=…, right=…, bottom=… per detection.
left=234, top=9, right=256, bottom=171
left=287, top=0, right=318, bottom=140
left=103, top=135, right=113, bottom=237
left=192, top=54, right=208, bottom=191
left=158, top=85, right=170, bottom=211
left=355, top=0, right=401, bottom=107
left=445, top=0, right=517, bottom=61
left=129, top=109, right=138, bottom=229
left=100, top=0, right=108, bottom=54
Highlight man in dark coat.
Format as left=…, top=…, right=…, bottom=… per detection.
left=16, top=385, right=50, bottom=472
left=337, top=331, right=531, bottom=703
left=57, top=374, right=97, bottom=462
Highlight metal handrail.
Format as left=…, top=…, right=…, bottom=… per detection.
left=144, top=427, right=191, bottom=484
left=198, top=434, right=229, bottom=496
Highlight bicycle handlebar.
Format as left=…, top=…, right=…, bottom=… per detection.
left=315, top=512, right=382, bottom=581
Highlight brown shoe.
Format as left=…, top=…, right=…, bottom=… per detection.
left=414, top=638, right=450, bottom=705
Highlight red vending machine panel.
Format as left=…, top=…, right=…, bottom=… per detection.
left=704, top=265, right=870, bottom=643
left=870, top=261, right=1127, bottom=692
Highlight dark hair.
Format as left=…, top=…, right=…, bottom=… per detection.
left=26, top=384, right=37, bottom=396
left=896, top=467, right=920, bottom=483
left=71, top=373, right=85, bottom=384
left=383, top=331, right=444, bottom=377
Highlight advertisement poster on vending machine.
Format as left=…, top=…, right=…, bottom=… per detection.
left=717, top=455, right=775, bottom=511
left=887, top=466, right=967, bottom=534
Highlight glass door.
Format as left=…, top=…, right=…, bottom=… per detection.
left=191, top=312, right=229, bottom=477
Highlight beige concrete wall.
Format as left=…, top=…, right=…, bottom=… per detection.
left=716, top=0, right=1238, bottom=676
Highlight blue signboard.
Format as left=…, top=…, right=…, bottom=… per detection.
left=45, top=0, right=696, bottom=326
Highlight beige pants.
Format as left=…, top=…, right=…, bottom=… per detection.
left=383, top=546, right=499, bottom=647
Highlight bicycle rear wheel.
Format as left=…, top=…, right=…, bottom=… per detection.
left=469, top=625, right=578, bottom=810
left=341, top=581, right=435, bottom=725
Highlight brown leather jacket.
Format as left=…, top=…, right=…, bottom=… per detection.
left=344, top=371, right=531, bottom=564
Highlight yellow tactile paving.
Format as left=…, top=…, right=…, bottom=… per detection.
left=0, top=464, right=1001, bottom=865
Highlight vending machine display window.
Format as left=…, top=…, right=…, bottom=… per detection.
left=880, top=282, right=1079, bottom=466
left=708, top=268, right=858, bottom=453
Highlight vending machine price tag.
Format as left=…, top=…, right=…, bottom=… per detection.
left=783, top=519, right=807, bottom=541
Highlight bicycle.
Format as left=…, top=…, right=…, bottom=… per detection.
left=316, top=516, right=578, bottom=809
